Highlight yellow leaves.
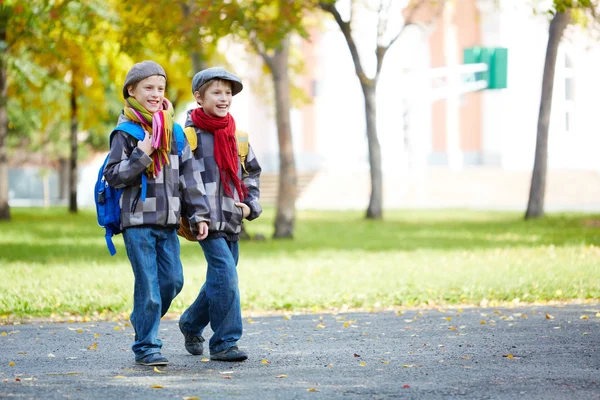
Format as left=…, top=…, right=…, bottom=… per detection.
left=505, top=354, right=514, bottom=359
left=545, top=314, right=555, bottom=320
left=151, top=385, right=163, bottom=389
left=113, top=376, right=126, bottom=379
left=307, top=388, right=320, bottom=392
left=1, top=332, right=7, bottom=336
left=261, top=359, right=270, bottom=364
left=114, top=326, right=121, bottom=331
left=596, top=312, right=600, bottom=318
left=94, top=333, right=101, bottom=338
left=396, top=310, right=404, bottom=316
left=283, top=315, right=291, bottom=321
left=359, top=361, right=366, bottom=367
left=343, top=322, right=350, bottom=328
left=9, top=361, right=15, bottom=367
left=445, top=317, right=452, bottom=321
left=275, top=374, right=288, bottom=378
left=315, top=323, right=326, bottom=329
left=153, top=367, right=165, bottom=373
left=403, top=364, right=416, bottom=368
left=480, top=320, right=486, bottom=325
left=87, top=343, right=98, bottom=351
left=200, top=357, right=210, bottom=362
left=183, top=397, right=200, bottom=400
left=580, top=315, right=589, bottom=320
left=247, top=318, right=255, bottom=323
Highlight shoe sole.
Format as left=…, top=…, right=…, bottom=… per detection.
left=210, top=355, right=248, bottom=362
left=135, top=360, right=169, bottom=366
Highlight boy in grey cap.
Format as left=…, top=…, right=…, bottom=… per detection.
left=178, top=67, right=262, bottom=362
left=103, top=60, right=210, bottom=367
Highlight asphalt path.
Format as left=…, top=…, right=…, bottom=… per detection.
left=1, top=304, right=599, bottom=399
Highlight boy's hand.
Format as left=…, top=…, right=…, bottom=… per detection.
left=196, top=221, right=209, bottom=241
left=235, top=202, right=251, bottom=219
left=138, top=130, right=155, bottom=156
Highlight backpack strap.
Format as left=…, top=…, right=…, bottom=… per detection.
left=235, top=130, right=249, bottom=174
left=173, top=123, right=185, bottom=156
left=183, top=126, right=197, bottom=151
left=111, top=122, right=148, bottom=201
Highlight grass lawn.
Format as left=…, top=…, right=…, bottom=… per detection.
left=1, top=207, right=599, bottom=321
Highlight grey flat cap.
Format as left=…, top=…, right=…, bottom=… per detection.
left=123, top=60, right=167, bottom=99
left=192, top=67, right=243, bottom=96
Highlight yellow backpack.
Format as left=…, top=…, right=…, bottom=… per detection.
left=178, top=126, right=250, bottom=241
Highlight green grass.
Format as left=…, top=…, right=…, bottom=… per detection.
left=1, top=207, right=600, bottom=320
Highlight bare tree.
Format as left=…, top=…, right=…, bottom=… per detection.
left=525, top=10, right=571, bottom=219
left=319, top=0, right=444, bottom=219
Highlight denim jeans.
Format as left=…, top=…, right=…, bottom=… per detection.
left=179, top=238, right=242, bottom=353
left=123, top=226, right=184, bottom=360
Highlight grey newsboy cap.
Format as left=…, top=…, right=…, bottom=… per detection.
left=192, top=67, right=243, bottom=96
left=122, top=60, right=167, bottom=99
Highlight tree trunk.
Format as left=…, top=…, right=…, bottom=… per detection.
left=525, top=11, right=570, bottom=219
left=69, top=81, right=78, bottom=213
left=269, top=37, right=297, bottom=238
left=363, top=84, right=383, bottom=219
left=0, top=21, right=10, bottom=221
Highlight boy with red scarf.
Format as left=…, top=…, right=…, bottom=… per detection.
left=178, top=67, right=262, bottom=362
left=103, top=61, right=210, bottom=366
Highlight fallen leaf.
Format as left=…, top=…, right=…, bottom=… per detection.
left=183, top=397, right=200, bottom=400
left=307, top=388, right=320, bottom=392
left=383, top=361, right=389, bottom=365
left=446, top=317, right=452, bottom=321
left=402, top=384, right=410, bottom=389
left=329, top=363, right=333, bottom=368
left=151, top=385, right=163, bottom=389
left=94, top=333, right=101, bottom=338
left=221, top=376, right=231, bottom=380
left=200, top=357, right=210, bottom=362
left=261, top=359, right=270, bottom=364
left=396, top=311, right=403, bottom=316
left=87, top=343, right=98, bottom=351
left=316, top=323, right=326, bottom=329
left=114, top=326, right=121, bottom=331
left=359, top=361, right=366, bottom=367
left=580, top=315, right=589, bottom=320
left=403, top=364, right=415, bottom=368
left=114, top=376, right=126, bottom=379
left=503, top=354, right=514, bottom=359
left=247, top=318, right=254, bottom=323
left=275, top=374, right=288, bottom=378
left=283, top=315, right=291, bottom=321
left=596, top=312, right=600, bottom=318
left=343, top=322, right=349, bottom=328
left=480, top=320, right=486, bottom=325
left=9, top=361, right=15, bottom=367
left=17, top=352, right=27, bottom=355
left=546, top=314, right=554, bottom=320
left=15, top=378, right=21, bottom=382
left=153, top=367, right=165, bottom=373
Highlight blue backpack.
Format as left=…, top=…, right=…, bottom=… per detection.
left=95, top=121, right=185, bottom=256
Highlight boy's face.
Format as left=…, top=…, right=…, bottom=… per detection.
left=128, top=75, right=166, bottom=114
left=194, top=80, right=233, bottom=119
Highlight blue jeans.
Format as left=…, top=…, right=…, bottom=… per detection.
left=123, top=226, right=184, bottom=360
left=179, top=238, right=242, bottom=353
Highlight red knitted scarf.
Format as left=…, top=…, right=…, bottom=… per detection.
left=191, top=108, right=248, bottom=200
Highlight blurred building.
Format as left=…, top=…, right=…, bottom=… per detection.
left=229, top=0, right=600, bottom=211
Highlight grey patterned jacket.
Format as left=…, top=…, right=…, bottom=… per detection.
left=184, top=111, right=262, bottom=241
left=103, top=115, right=210, bottom=231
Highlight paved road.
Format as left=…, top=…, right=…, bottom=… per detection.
left=1, top=304, right=599, bottom=399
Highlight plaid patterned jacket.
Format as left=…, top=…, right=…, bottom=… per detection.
left=103, top=116, right=210, bottom=230
left=184, top=111, right=262, bottom=239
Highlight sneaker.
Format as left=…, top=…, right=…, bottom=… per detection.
left=135, top=353, right=169, bottom=366
left=179, top=324, right=205, bottom=356
left=210, top=346, right=248, bottom=362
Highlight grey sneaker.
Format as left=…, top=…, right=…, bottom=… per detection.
left=135, top=353, right=169, bottom=366
left=210, top=346, right=248, bottom=362
left=179, top=324, right=205, bottom=356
